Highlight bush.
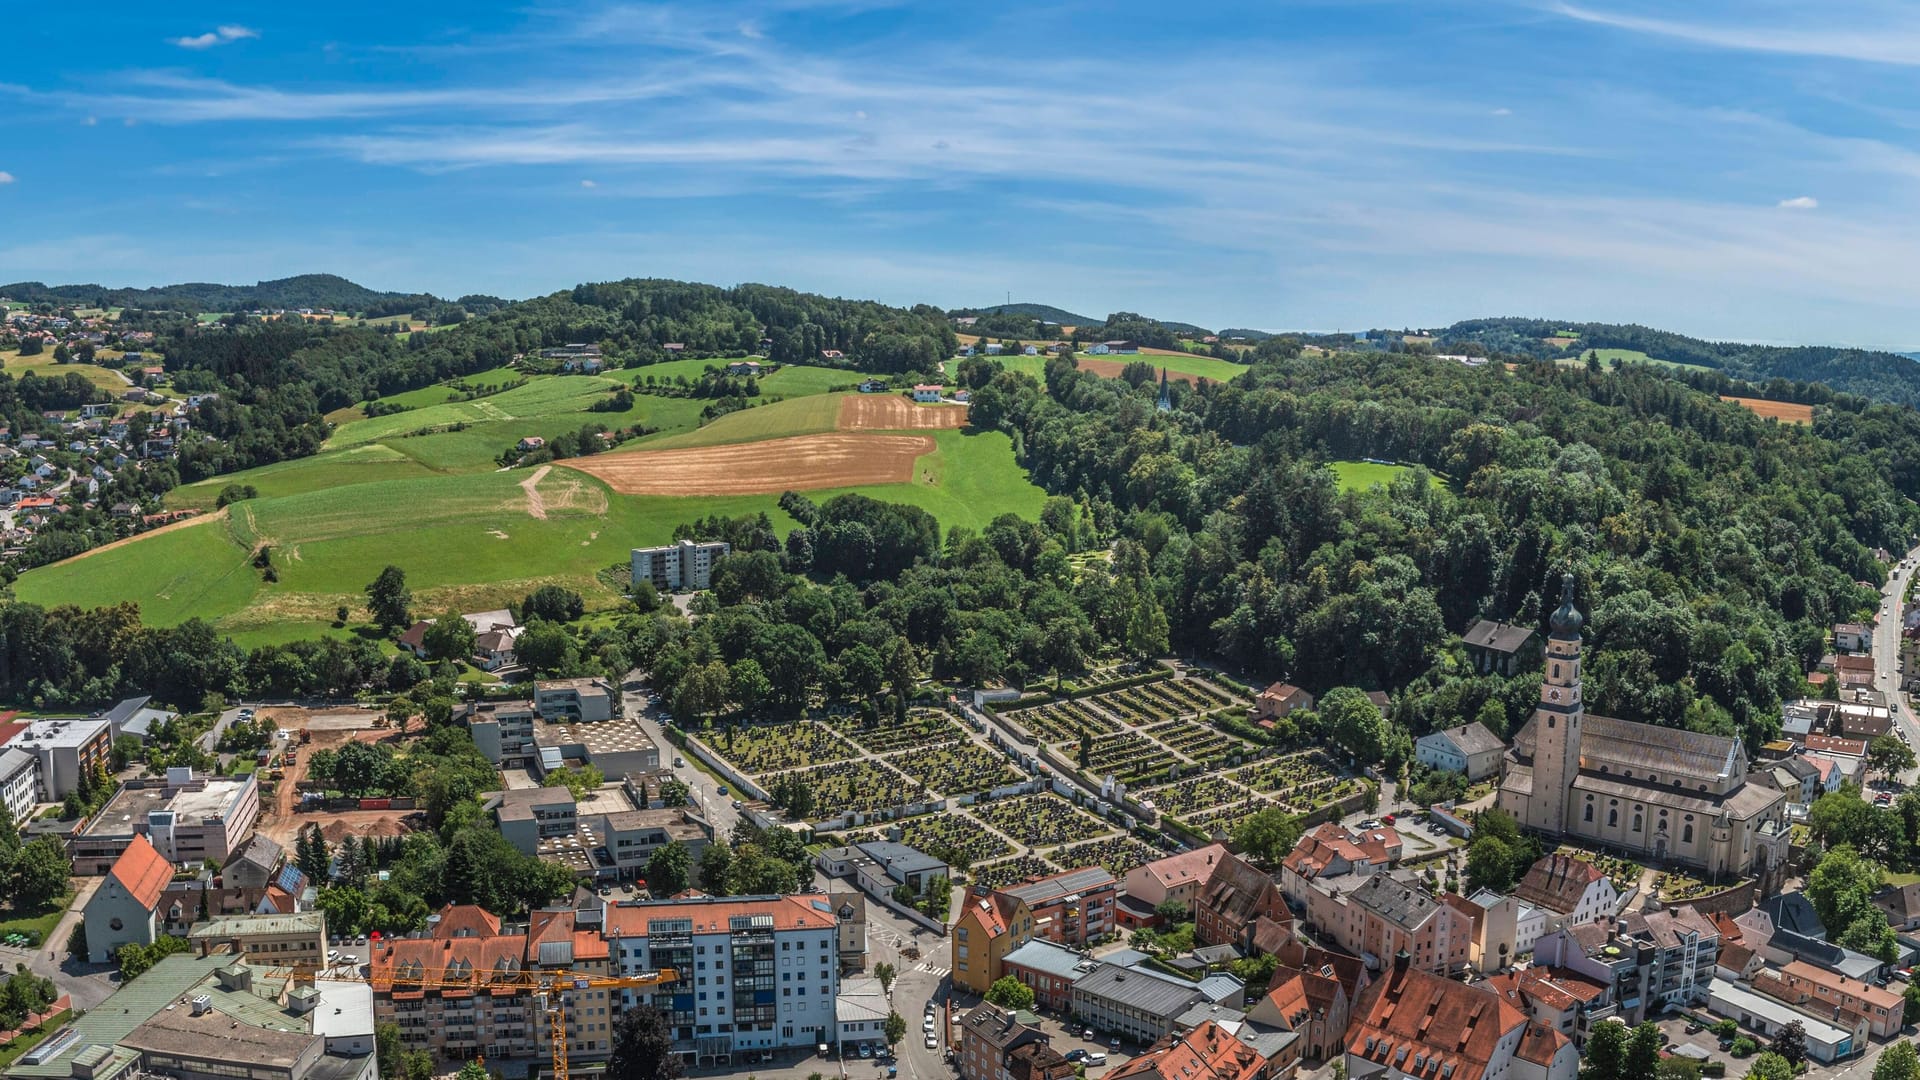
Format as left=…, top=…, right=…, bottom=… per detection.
left=1703, top=1063, right=1726, bottom=1078
left=1729, top=1036, right=1758, bottom=1058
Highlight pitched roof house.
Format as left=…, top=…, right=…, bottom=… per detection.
left=83, top=833, right=173, bottom=962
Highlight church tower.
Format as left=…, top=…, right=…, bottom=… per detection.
left=1156, top=369, right=1172, bottom=412
left=1530, top=574, right=1586, bottom=835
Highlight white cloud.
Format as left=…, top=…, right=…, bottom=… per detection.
left=737, top=21, right=763, bottom=39
left=1778, top=195, right=1819, bottom=209
left=82, top=116, right=97, bottom=126
left=580, top=178, right=597, bottom=187
left=172, top=25, right=258, bottom=49
left=1551, top=2, right=1920, bottom=66
left=0, top=172, right=13, bottom=184
left=1491, top=107, right=1512, bottom=116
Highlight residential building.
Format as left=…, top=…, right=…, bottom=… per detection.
left=1512, top=853, right=1619, bottom=924
left=1496, top=577, right=1789, bottom=880
left=0, top=749, right=38, bottom=824
left=5, top=954, right=374, bottom=1080
left=1247, top=966, right=1351, bottom=1064
left=188, top=911, right=329, bottom=967
left=1196, top=849, right=1288, bottom=950
left=1002, top=938, right=1096, bottom=1012
left=82, top=833, right=172, bottom=962
left=1834, top=623, right=1873, bottom=653
left=1461, top=619, right=1541, bottom=675
left=1344, top=875, right=1472, bottom=975
left=912, top=385, right=944, bottom=403
left=71, top=770, right=262, bottom=873
left=464, top=699, right=539, bottom=767
left=221, top=833, right=286, bottom=891
left=1278, top=823, right=1400, bottom=903
left=631, top=539, right=731, bottom=592
left=1009, top=1041, right=1077, bottom=1080
left=1706, top=979, right=1861, bottom=1063
left=1344, top=953, right=1576, bottom=1080
left=1876, top=883, right=1920, bottom=932
left=1124, top=843, right=1231, bottom=921
left=998, top=866, right=1118, bottom=946
left=5, top=716, right=110, bottom=800
left=1110, top=1020, right=1277, bottom=1080
left=534, top=677, right=620, bottom=723
left=1451, top=888, right=1546, bottom=969
left=604, top=894, right=844, bottom=1063
left=828, top=891, right=868, bottom=972
left=959, top=1002, right=1053, bottom=1080
left=1250, top=684, right=1313, bottom=725
left=1414, top=722, right=1505, bottom=781
left=952, top=893, right=1034, bottom=995
left=1486, top=965, right=1616, bottom=1048
left=1071, top=961, right=1206, bottom=1043
left=1751, top=960, right=1905, bottom=1038
left=1625, top=906, right=1721, bottom=1009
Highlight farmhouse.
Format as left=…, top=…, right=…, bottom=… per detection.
left=912, top=384, right=943, bottom=403
left=1102, top=341, right=1140, bottom=354
left=1461, top=619, right=1540, bottom=675
left=726, top=360, right=761, bottom=375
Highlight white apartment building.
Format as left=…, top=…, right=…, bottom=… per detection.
left=606, top=895, right=842, bottom=1065
left=0, top=748, right=39, bottom=823
left=631, top=539, right=731, bottom=592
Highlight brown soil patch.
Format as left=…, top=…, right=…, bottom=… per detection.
left=1075, top=357, right=1211, bottom=386
left=568, top=433, right=936, bottom=495
left=520, top=464, right=552, bottom=519
left=61, top=507, right=226, bottom=562
left=1721, top=395, right=1814, bottom=424
left=1544, top=336, right=1578, bottom=348
left=838, top=395, right=969, bottom=430
left=252, top=705, right=404, bottom=845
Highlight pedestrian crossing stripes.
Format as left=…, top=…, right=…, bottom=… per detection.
left=916, top=962, right=949, bottom=975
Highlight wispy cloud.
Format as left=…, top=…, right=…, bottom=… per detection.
left=1778, top=195, right=1819, bottom=209
left=1550, top=2, right=1920, bottom=66
left=0, top=172, right=13, bottom=185
left=580, top=179, right=597, bottom=188
left=172, top=25, right=259, bottom=50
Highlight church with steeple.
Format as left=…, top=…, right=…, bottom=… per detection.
left=1155, top=369, right=1172, bottom=412
left=1495, top=576, right=1789, bottom=882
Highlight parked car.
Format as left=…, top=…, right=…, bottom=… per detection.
left=1084, top=1028, right=1096, bottom=1040
left=1064, top=1050, right=1088, bottom=1063
left=718, top=785, right=730, bottom=796
left=1109, top=1037, right=1121, bottom=1049
left=1086, top=1053, right=1108, bottom=1066
left=673, top=756, right=685, bottom=768
left=859, top=1046, right=873, bottom=1059
left=1382, top=813, right=1397, bottom=825
left=925, top=1034, right=938, bottom=1050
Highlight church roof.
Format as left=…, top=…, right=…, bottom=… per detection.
left=1569, top=772, right=1782, bottom=820
left=1511, top=713, right=1741, bottom=784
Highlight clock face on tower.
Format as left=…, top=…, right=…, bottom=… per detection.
left=1549, top=688, right=1561, bottom=702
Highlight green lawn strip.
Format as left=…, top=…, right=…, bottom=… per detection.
left=14, top=514, right=259, bottom=627
left=328, top=375, right=622, bottom=448
left=170, top=444, right=439, bottom=509
left=1136, top=352, right=1249, bottom=381
left=0, top=894, right=70, bottom=947
left=0, top=1010, right=73, bottom=1069
left=1328, top=460, right=1411, bottom=492
left=637, top=394, right=845, bottom=449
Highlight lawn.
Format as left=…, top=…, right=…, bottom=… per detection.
left=0, top=893, right=71, bottom=947
left=993, top=355, right=1050, bottom=380
left=366, top=365, right=527, bottom=410
left=1556, top=348, right=1712, bottom=373
left=755, top=364, right=860, bottom=398
left=639, top=394, right=845, bottom=449
left=0, top=351, right=139, bottom=398
left=0, top=1010, right=72, bottom=1070
left=1133, top=351, right=1250, bottom=382
left=1329, top=460, right=1412, bottom=492
left=170, top=444, right=441, bottom=509
left=328, top=375, right=623, bottom=448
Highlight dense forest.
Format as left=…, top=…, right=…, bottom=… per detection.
left=0, top=274, right=467, bottom=317
left=1439, top=317, right=1920, bottom=406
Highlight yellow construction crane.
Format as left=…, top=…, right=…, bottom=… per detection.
left=263, top=960, right=679, bottom=1080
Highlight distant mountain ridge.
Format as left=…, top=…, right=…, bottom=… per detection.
left=963, top=302, right=1097, bottom=325
left=0, top=273, right=439, bottom=315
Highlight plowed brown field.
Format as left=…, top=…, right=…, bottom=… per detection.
left=838, top=395, right=969, bottom=430
left=1076, top=357, right=1212, bottom=385
left=1721, top=395, right=1813, bottom=424
left=568, top=433, right=937, bottom=495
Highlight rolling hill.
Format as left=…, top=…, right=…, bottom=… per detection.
left=0, top=273, right=456, bottom=315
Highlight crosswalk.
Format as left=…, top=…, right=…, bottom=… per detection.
left=915, top=961, right=949, bottom=976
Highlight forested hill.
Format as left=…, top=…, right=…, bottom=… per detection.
left=0, top=274, right=462, bottom=317
left=954, top=303, right=1096, bottom=325
left=1440, top=317, right=1920, bottom=406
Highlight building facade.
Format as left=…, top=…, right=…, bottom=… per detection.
left=952, top=893, right=1034, bottom=995
left=631, top=539, right=731, bottom=592
left=6, top=716, right=110, bottom=800
left=998, top=867, right=1117, bottom=947
left=1496, top=577, right=1788, bottom=880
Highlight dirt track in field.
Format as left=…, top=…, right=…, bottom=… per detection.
left=1721, top=395, right=1813, bottom=424
left=567, top=433, right=938, bottom=495
left=1074, top=357, right=1213, bottom=386
left=838, top=395, right=969, bottom=430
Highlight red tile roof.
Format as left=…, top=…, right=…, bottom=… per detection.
left=1110, top=1020, right=1268, bottom=1080
left=1346, top=961, right=1524, bottom=1080
left=107, top=833, right=172, bottom=910
left=1133, top=843, right=1229, bottom=891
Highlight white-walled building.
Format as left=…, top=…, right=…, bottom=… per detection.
left=631, top=539, right=731, bottom=592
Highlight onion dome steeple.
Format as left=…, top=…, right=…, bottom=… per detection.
left=1549, top=573, right=1584, bottom=640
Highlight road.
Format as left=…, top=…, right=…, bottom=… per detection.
left=619, top=678, right=745, bottom=839
left=1873, top=546, right=1920, bottom=785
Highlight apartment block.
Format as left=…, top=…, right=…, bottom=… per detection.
left=71, top=770, right=261, bottom=873
left=631, top=539, right=731, bottom=592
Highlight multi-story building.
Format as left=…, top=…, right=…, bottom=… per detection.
left=189, top=911, right=329, bottom=967
left=71, top=770, right=261, bottom=873
left=998, top=866, right=1118, bottom=946
left=605, top=894, right=843, bottom=1065
left=1752, top=960, right=1905, bottom=1039
left=1277, top=824, right=1400, bottom=905
left=1512, top=853, right=1620, bottom=925
left=631, top=539, right=731, bottom=592
left=1414, top=722, right=1506, bottom=781
left=1196, top=850, right=1288, bottom=950
left=491, top=787, right=579, bottom=855
left=1110, top=1019, right=1279, bottom=1080
left=1345, top=953, right=1576, bottom=1080
left=535, top=677, right=621, bottom=723
left=1247, top=966, right=1352, bottom=1064
left=1071, top=961, right=1206, bottom=1044
left=1001, top=938, right=1096, bottom=1012
left=828, top=891, right=868, bottom=972
left=1486, top=965, right=1616, bottom=1048
left=952, top=893, right=1035, bottom=995
left=959, top=1002, right=1056, bottom=1080
left=494, top=784, right=710, bottom=882
left=5, top=716, right=110, bottom=800
left=1123, top=843, right=1231, bottom=921
left=1623, top=906, right=1720, bottom=1009
left=464, top=699, right=539, bottom=767
left=0, top=748, right=38, bottom=823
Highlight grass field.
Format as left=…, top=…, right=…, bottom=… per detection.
left=329, top=376, right=622, bottom=448
left=0, top=350, right=143, bottom=399
left=1329, top=460, right=1412, bottom=492
left=1557, top=348, right=1712, bottom=373
left=640, top=394, right=845, bottom=449
left=1130, top=350, right=1250, bottom=381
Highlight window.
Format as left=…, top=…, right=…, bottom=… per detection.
left=1608, top=808, right=1618, bottom=828
left=1683, top=824, right=1694, bottom=843
left=1633, top=813, right=1643, bottom=832
left=1584, top=804, right=1593, bottom=823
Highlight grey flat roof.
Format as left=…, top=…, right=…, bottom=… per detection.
left=855, top=841, right=947, bottom=876
left=1073, top=961, right=1203, bottom=1015
left=1003, top=939, right=1095, bottom=981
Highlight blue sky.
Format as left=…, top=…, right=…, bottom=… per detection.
left=5, top=2, right=1920, bottom=346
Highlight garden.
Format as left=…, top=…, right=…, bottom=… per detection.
left=828, top=709, right=966, bottom=754
left=1136, top=774, right=1258, bottom=818
left=966, top=793, right=1116, bottom=850
left=710, top=720, right=859, bottom=777
left=1055, top=836, right=1162, bottom=877
left=883, top=740, right=1024, bottom=795
left=971, top=855, right=1059, bottom=890
left=774, top=759, right=927, bottom=816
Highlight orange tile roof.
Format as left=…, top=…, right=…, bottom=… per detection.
left=1135, top=843, right=1229, bottom=891
left=107, top=833, right=172, bottom=910
left=1515, top=1022, right=1569, bottom=1067
left=433, top=904, right=503, bottom=939
left=1347, top=962, right=1524, bottom=1080
left=1780, top=961, right=1904, bottom=1010
left=1110, top=1020, right=1268, bottom=1080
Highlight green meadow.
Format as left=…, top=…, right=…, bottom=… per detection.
left=1329, top=460, right=1413, bottom=492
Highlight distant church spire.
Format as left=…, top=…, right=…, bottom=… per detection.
left=1156, top=368, right=1172, bottom=412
